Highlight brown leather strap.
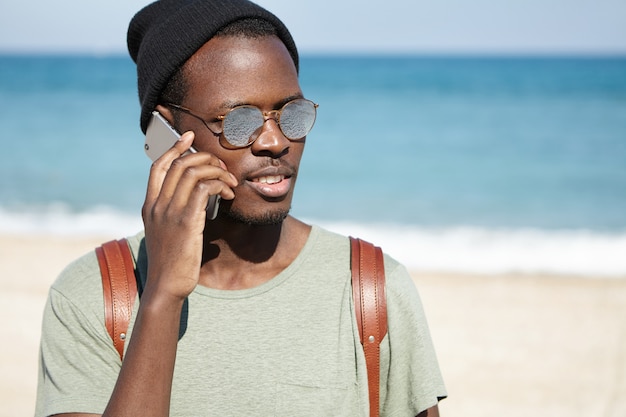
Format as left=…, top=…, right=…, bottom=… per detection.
left=95, top=239, right=137, bottom=360
left=350, top=237, right=387, bottom=417
left=94, top=235, right=386, bottom=414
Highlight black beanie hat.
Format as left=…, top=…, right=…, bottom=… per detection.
left=127, top=0, right=299, bottom=133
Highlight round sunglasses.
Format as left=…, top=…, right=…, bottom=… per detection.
left=165, top=98, right=318, bottom=149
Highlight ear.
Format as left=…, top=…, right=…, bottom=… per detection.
left=155, top=104, right=175, bottom=124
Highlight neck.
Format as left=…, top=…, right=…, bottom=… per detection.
left=198, top=215, right=310, bottom=290
left=203, top=216, right=285, bottom=264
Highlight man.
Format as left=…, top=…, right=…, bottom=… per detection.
left=35, top=0, right=446, bottom=416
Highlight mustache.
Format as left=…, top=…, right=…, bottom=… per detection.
left=243, top=156, right=298, bottom=179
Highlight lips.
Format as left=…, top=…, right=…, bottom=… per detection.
left=246, top=169, right=294, bottom=198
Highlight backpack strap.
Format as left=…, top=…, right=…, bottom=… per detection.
left=95, top=238, right=137, bottom=360
left=350, top=237, right=387, bottom=417
left=96, top=235, right=388, bottom=417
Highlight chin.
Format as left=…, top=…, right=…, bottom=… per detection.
left=225, top=207, right=290, bottom=226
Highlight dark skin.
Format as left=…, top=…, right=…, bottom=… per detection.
left=53, top=35, right=440, bottom=417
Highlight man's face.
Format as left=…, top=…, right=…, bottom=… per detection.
left=177, top=35, right=305, bottom=225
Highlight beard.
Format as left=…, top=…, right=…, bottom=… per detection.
left=224, top=206, right=290, bottom=226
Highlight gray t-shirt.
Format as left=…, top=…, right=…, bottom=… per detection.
left=36, top=225, right=446, bottom=416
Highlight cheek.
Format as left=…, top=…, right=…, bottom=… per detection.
left=191, top=135, right=243, bottom=168
left=220, top=154, right=252, bottom=182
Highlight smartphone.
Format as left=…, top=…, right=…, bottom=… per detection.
left=145, top=111, right=221, bottom=220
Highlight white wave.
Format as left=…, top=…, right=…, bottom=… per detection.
left=315, top=221, right=626, bottom=278
left=1, top=206, right=624, bottom=277
left=0, top=204, right=143, bottom=238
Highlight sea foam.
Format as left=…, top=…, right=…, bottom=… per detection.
left=0, top=204, right=143, bottom=238
left=1, top=205, right=624, bottom=278
left=318, top=221, right=626, bottom=278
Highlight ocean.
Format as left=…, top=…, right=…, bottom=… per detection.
left=1, top=54, right=625, bottom=276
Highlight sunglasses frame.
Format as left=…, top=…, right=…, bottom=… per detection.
left=164, top=98, right=318, bottom=149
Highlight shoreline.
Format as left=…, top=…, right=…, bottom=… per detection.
left=2, top=208, right=626, bottom=277
left=1, top=234, right=625, bottom=416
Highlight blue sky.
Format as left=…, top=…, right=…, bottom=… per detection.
left=1, top=0, right=625, bottom=54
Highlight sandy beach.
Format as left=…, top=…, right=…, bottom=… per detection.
left=1, top=234, right=625, bottom=417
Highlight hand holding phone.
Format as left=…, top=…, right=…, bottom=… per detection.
left=145, top=111, right=221, bottom=219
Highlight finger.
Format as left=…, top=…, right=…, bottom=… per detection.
left=166, top=163, right=238, bottom=214
left=157, top=150, right=236, bottom=206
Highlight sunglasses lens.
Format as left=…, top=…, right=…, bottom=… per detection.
left=221, top=99, right=317, bottom=148
left=223, top=106, right=264, bottom=147
left=279, top=99, right=317, bottom=139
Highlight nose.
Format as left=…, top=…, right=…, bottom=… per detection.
left=250, top=115, right=290, bottom=156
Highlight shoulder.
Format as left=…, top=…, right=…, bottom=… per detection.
left=308, top=225, right=350, bottom=254
left=313, top=224, right=423, bottom=318
left=48, top=231, right=145, bottom=316
left=307, top=225, right=407, bottom=283
left=50, top=249, right=102, bottom=305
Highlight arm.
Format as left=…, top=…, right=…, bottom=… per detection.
left=50, top=132, right=236, bottom=417
left=379, top=262, right=447, bottom=417
left=103, top=132, right=237, bottom=417
left=417, top=404, right=440, bottom=417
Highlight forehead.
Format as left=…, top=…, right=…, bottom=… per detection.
left=183, top=35, right=301, bottom=111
